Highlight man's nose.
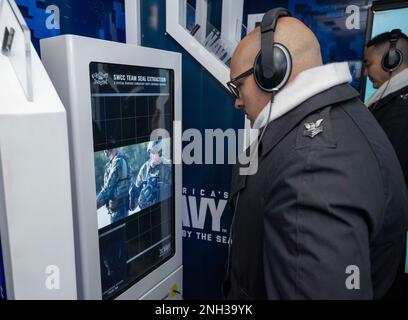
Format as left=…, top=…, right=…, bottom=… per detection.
left=235, top=98, right=244, bottom=110
left=363, top=68, right=368, bottom=77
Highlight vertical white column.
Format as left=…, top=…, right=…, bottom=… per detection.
left=195, top=0, right=208, bottom=43
left=179, top=0, right=187, bottom=28
left=221, top=0, right=244, bottom=53
left=125, top=0, right=141, bottom=45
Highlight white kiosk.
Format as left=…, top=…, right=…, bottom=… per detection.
left=0, top=0, right=77, bottom=299
left=40, top=35, right=182, bottom=300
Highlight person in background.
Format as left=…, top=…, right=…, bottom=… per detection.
left=364, top=29, right=408, bottom=299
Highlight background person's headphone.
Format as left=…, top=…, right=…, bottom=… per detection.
left=382, top=29, right=404, bottom=73
left=370, top=29, right=404, bottom=112
left=253, top=7, right=292, bottom=92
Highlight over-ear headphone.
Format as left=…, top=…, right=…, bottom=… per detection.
left=382, top=29, right=404, bottom=73
left=253, top=7, right=293, bottom=92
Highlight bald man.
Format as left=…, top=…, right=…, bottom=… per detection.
left=226, top=10, right=408, bottom=300
left=364, top=30, right=408, bottom=299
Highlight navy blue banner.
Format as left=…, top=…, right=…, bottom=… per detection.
left=16, top=0, right=125, bottom=54
left=140, top=0, right=242, bottom=299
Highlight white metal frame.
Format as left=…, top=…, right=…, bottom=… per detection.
left=0, top=2, right=77, bottom=298
left=247, top=13, right=265, bottom=35
left=195, top=0, right=208, bottom=43
left=221, top=0, right=244, bottom=50
left=125, top=0, right=141, bottom=45
left=165, top=0, right=230, bottom=89
left=40, top=35, right=183, bottom=300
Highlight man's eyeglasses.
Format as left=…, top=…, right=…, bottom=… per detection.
left=226, top=68, right=254, bottom=100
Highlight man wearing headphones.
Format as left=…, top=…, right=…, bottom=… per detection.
left=364, top=29, right=408, bottom=299
left=365, top=30, right=408, bottom=186
left=225, top=8, right=408, bottom=299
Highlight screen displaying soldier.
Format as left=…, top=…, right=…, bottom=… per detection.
left=95, top=139, right=172, bottom=228
left=129, top=140, right=172, bottom=213
left=90, top=61, right=174, bottom=299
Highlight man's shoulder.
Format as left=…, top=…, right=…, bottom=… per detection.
left=263, top=96, right=386, bottom=175
left=286, top=97, right=366, bottom=152
left=377, top=85, right=408, bottom=111
left=292, top=105, right=337, bottom=151
left=393, top=84, right=408, bottom=96
left=390, top=85, right=408, bottom=108
left=260, top=84, right=362, bottom=158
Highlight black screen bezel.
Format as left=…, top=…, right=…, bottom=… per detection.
left=89, top=61, right=176, bottom=300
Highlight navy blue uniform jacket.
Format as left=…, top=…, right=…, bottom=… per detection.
left=226, top=84, right=408, bottom=299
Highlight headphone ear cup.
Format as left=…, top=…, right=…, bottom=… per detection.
left=382, top=49, right=403, bottom=72
left=254, top=43, right=292, bottom=92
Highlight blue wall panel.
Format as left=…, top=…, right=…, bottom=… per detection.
left=288, top=0, right=372, bottom=89
left=243, top=0, right=289, bottom=26
left=15, top=0, right=125, bottom=54
left=243, top=0, right=372, bottom=90
left=140, top=0, right=243, bottom=300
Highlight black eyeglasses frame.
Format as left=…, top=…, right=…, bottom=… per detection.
left=226, top=68, right=254, bottom=99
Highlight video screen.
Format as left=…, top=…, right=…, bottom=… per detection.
left=89, top=62, right=174, bottom=299
left=364, top=7, right=408, bottom=102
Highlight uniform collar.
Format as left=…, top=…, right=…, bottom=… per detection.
left=369, top=85, right=408, bottom=113
left=230, top=84, right=360, bottom=202
left=252, top=62, right=352, bottom=129
left=259, top=83, right=360, bottom=158
left=366, top=68, right=408, bottom=108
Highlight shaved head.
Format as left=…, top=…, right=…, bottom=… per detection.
left=230, top=16, right=323, bottom=124
left=231, top=17, right=322, bottom=80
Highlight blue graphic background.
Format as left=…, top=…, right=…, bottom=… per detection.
left=15, top=0, right=125, bottom=54
left=139, top=0, right=242, bottom=299
left=0, top=0, right=381, bottom=300
left=287, top=0, right=372, bottom=89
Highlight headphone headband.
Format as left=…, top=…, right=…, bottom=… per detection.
left=389, top=29, right=402, bottom=42
left=260, top=8, right=291, bottom=79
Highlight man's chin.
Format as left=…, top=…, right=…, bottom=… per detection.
left=371, top=80, right=381, bottom=89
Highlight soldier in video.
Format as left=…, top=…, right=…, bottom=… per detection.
left=97, top=147, right=131, bottom=224
left=129, top=140, right=171, bottom=211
